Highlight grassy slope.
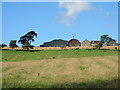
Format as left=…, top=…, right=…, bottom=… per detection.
left=3, top=56, right=118, bottom=88
left=2, top=49, right=119, bottom=88
left=2, top=49, right=119, bottom=62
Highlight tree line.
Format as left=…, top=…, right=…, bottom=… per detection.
left=0, top=31, right=116, bottom=50
left=0, top=31, right=37, bottom=50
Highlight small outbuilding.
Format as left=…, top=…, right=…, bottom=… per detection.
left=90, top=41, right=101, bottom=46
left=81, top=40, right=91, bottom=47
left=68, top=39, right=81, bottom=47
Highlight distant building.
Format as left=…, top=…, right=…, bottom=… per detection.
left=81, top=40, right=91, bottom=47
left=52, top=39, right=68, bottom=47
left=117, top=43, right=120, bottom=46
left=43, top=41, right=53, bottom=47
left=107, top=40, right=116, bottom=46
left=90, top=41, right=101, bottom=46
left=40, top=39, right=68, bottom=47
left=68, top=39, right=81, bottom=47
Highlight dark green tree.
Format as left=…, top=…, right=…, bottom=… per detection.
left=95, top=35, right=116, bottom=49
left=9, top=40, right=18, bottom=49
left=100, top=35, right=116, bottom=45
left=18, top=31, right=37, bottom=50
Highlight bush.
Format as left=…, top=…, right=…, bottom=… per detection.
left=0, top=44, right=7, bottom=48
left=9, top=40, right=18, bottom=48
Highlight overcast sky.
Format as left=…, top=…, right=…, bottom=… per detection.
left=2, top=1, right=118, bottom=46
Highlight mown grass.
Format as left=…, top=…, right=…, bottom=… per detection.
left=1, top=49, right=119, bottom=62
left=2, top=49, right=119, bottom=88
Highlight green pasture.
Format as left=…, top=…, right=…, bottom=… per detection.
left=2, top=49, right=119, bottom=88
left=1, top=49, right=119, bottom=62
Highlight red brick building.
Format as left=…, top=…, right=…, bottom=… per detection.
left=68, top=39, right=81, bottom=47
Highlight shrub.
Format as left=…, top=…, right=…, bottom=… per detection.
left=0, top=44, right=7, bottom=48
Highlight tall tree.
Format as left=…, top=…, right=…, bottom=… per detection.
left=95, top=35, right=116, bottom=49
left=18, top=31, right=37, bottom=50
left=100, top=35, right=116, bottom=45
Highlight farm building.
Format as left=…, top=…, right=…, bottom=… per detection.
left=40, top=39, right=68, bottom=47
left=117, top=43, right=120, bottom=46
left=90, top=41, right=101, bottom=46
left=41, top=41, right=53, bottom=47
left=68, top=39, right=81, bottom=47
left=81, top=40, right=91, bottom=47
left=107, top=40, right=116, bottom=46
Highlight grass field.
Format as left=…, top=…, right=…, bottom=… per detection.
left=2, top=49, right=119, bottom=88
left=2, top=49, right=119, bottom=62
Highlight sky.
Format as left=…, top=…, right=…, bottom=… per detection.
left=2, top=1, right=118, bottom=46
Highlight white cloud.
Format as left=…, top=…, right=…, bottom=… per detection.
left=56, top=0, right=92, bottom=27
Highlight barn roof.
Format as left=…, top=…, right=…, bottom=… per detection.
left=69, top=39, right=80, bottom=42
left=82, top=40, right=90, bottom=42
left=91, top=41, right=101, bottom=44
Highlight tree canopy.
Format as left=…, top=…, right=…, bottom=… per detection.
left=95, top=35, right=116, bottom=49
left=100, top=35, right=116, bottom=45
left=18, top=31, right=37, bottom=49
